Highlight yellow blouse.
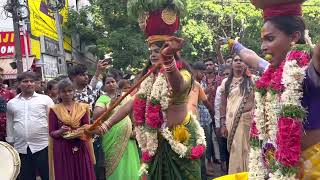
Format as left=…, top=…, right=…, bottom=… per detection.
left=171, top=69, right=192, bottom=105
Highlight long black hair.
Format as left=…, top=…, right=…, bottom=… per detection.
left=224, top=60, right=253, bottom=97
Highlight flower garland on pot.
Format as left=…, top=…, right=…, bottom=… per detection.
left=248, top=50, right=309, bottom=179
left=133, top=65, right=206, bottom=175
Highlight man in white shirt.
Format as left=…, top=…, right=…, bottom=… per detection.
left=214, top=65, right=232, bottom=173
left=6, top=72, right=54, bottom=180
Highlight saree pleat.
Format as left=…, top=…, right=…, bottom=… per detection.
left=148, top=117, right=201, bottom=180
left=102, top=117, right=140, bottom=180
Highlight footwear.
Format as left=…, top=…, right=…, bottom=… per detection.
left=213, top=158, right=222, bottom=164
left=220, top=162, right=227, bottom=173
left=206, top=169, right=215, bottom=176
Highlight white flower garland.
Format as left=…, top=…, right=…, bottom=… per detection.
left=135, top=71, right=206, bottom=175
left=269, top=60, right=306, bottom=179
left=248, top=148, right=267, bottom=180
left=137, top=74, right=154, bottom=97
left=249, top=59, right=306, bottom=179
left=269, top=171, right=297, bottom=180
left=138, top=163, right=149, bottom=176
left=161, top=115, right=206, bottom=158
left=281, top=60, right=306, bottom=108
left=150, top=74, right=170, bottom=110
left=265, top=91, right=279, bottom=143
left=161, top=127, right=188, bottom=158
left=135, top=126, right=147, bottom=152
left=254, top=92, right=266, bottom=140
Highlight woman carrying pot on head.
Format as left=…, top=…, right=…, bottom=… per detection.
left=228, top=1, right=320, bottom=179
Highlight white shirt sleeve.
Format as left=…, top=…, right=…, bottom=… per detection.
left=214, top=86, right=222, bottom=128
left=6, top=101, right=14, bottom=143
left=90, top=76, right=103, bottom=91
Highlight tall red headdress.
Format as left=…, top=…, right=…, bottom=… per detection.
left=250, top=0, right=306, bottom=20
left=127, top=0, right=185, bottom=45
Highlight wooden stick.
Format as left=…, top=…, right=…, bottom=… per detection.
left=88, top=63, right=161, bottom=131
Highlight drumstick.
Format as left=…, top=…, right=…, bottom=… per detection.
left=88, top=63, right=162, bottom=131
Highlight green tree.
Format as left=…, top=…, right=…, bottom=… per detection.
left=64, top=0, right=320, bottom=70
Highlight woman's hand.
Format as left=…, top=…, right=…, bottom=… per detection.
left=160, top=36, right=185, bottom=57
left=59, top=125, right=71, bottom=135
left=220, top=127, right=228, bottom=138
left=83, top=124, right=103, bottom=136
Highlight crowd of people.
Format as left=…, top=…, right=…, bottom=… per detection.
left=0, top=0, right=320, bottom=180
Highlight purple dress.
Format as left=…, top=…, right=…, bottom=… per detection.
left=302, top=64, right=320, bottom=130
left=49, top=109, right=96, bottom=180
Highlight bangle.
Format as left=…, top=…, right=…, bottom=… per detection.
left=164, top=60, right=177, bottom=73
left=99, top=121, right=111, bottom=134
left=98, top=126, right=105, bottom=134
left=162, top=54, right=175, bottom=64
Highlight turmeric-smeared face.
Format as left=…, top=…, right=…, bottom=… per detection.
left=260, top=21, right=292, bottom=67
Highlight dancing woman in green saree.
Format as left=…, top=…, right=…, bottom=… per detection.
left=93, top=75, right=140, bottom=180
left=88, top=38, right=204, bottom=180
left=87, top=1, right=206, bottom=179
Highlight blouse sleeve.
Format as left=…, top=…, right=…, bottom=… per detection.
left=172, top=70, right=192, bottom=105
left=181, top=69, right=192, bottom=91
left=95, top=95, right=111, bottom=108
left=48, top=108, right=60, bottom=138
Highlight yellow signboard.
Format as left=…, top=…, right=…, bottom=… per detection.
left=28, top=0, right=72, bottom=59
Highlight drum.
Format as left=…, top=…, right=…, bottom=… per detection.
left=0, top=141, right=20, bottom=180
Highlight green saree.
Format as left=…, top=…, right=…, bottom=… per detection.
left=148, top=115, right=201, bottom=180
left=95, top=95, right=140, bottom=180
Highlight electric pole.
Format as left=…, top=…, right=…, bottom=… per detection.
left=47, top=0, right=67, bottom=75
left=11, top=0, right=23, bottom=73
left=55, top=5, right=67, bottom=75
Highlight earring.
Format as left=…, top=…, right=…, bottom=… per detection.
left=290, top=41, right=296, bottom=46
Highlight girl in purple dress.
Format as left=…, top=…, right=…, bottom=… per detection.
left=48, top=79, right=96, bottom=180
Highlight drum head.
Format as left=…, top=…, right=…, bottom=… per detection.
left=0, top=141, right=20, bottom=180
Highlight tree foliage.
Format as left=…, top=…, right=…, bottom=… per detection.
left=64, top=0, right=320, bottom=71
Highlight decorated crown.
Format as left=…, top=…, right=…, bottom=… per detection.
left=127, top=0, right=185, bottom=44
left=250, top=0, right=307, bottom=20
